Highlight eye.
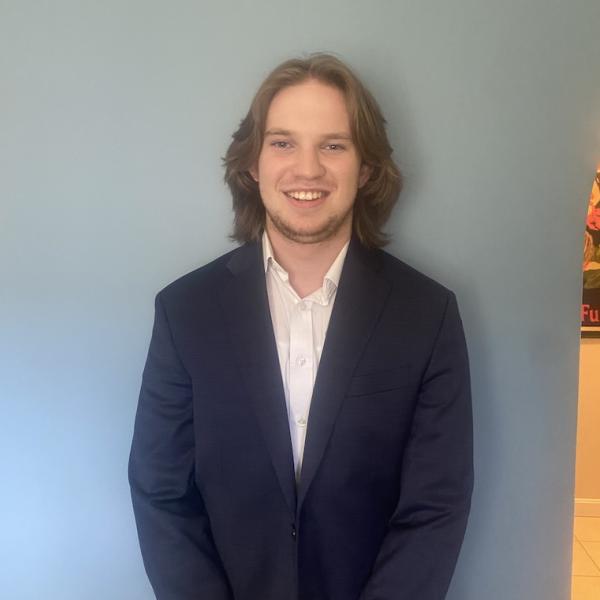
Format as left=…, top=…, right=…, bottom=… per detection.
left=325, top=143, right=346, bottom=151
left=270, top=140, right=292, bottom=150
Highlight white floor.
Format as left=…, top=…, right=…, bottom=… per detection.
left=572, top=516, right=600, bottom=599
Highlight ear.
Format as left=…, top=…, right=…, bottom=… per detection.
left=249, top=165, right=259, bottom=182
left=358, top=163, right=373, bottom=188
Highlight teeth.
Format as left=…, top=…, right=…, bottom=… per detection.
left=286, top=191, right=325, bottom=201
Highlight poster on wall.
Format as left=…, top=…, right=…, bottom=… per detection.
left=582, top=167, right=600, bottom=337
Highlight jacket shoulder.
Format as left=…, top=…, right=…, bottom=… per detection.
left=155, top=244, right=245, bottom=306
left=377, top=248, right=454, bottom=302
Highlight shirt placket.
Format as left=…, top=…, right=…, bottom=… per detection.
left=288, top=299, right=314, bottom=479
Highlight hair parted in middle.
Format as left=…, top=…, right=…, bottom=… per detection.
left=223, top=52, right=402, bottom=249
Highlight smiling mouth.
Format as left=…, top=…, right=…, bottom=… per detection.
left=284, top=191, right=329, bottom=201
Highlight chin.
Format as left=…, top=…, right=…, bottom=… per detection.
left=267, top=205, right=352, bottom=244
left=269, top=212, right=351, bottom=245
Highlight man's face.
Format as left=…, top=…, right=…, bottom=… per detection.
left=251, top=79, right=371, bottom=245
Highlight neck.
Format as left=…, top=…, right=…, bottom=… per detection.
left=265, top=221, right=351, bottom=299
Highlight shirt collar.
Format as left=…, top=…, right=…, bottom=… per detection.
left=261, top=230, right=349, bottom=304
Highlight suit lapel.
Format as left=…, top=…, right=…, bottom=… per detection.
left=219, top=241, right=297, bottom=516
left=218, top=236, right=391, bottom=517
left=297, top=236, right=391, bottom=512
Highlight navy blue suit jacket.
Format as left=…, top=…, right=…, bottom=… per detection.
left=128, top=235, right=473, bottom=600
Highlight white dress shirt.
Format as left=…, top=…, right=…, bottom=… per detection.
left=262, top=231, right=349, bottom=481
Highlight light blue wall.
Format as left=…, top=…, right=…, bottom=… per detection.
left=2, top=1, right=599, bottom=598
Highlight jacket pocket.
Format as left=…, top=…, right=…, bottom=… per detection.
left=346, top=366, right=410, bottom=397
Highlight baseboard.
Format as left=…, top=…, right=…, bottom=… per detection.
left=574, top=498, right=600, bottom=517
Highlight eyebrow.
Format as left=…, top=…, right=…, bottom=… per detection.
left=264, top=128, right=352, bottom=140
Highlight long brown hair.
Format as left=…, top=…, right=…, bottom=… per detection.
left=223, top=53, right=402, bottom=248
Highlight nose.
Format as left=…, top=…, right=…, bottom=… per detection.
left=293, top=147, right=326, bottom=179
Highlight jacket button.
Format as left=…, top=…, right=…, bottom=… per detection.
left=291, top=525, right=297, bottom=539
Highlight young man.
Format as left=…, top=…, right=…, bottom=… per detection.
left=129, top=53, right=473, bottom=600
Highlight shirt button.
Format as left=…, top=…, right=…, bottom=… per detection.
left=296, top=355, right=307, bottom=367
left=297, top=417, right=307, bottom=427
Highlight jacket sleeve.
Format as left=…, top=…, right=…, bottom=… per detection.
left=359, top=291, right=474, bottom=600
left=128, top=292, right=233, bottom=600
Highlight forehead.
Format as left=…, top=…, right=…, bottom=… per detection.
left=265, top=79, right=351, bottom=133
